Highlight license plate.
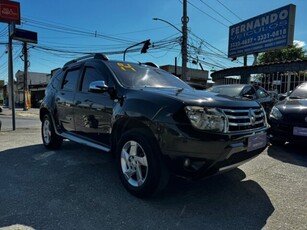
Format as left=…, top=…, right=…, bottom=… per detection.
left=247, top=133, right=267, bottom=152
left=293, top=127, right=307, bottom=137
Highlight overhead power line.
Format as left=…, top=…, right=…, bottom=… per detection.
left=183, top=0, right=229, bottom=28
left=22, top=17, right=135, bottom=44
left=215, top=0, right=243, bottom=21
left=31, top=36, right=180, bottom=56
left=199, top=0, right=234, bottom=24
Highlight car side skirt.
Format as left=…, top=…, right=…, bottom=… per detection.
left=61, top=132, right=111, bottom=153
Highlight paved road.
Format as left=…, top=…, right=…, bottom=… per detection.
left=0, top=116, right=40, bottom=131
left=0, top=128, right=306, bottom=230
left=0, top=108, right=40, bottom=131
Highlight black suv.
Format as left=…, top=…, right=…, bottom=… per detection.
left=40, top=54, right=268, bottom=197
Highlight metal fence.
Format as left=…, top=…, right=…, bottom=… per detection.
left=222, top=71, right=307, bottom=94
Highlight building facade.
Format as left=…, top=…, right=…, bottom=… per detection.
left=15, top=70, right=51, bottom=107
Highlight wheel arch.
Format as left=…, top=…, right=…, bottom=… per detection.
left=40, top=107, right=61, bottom=135
left=39, top=107, right=50, bottom=121
left=110, top=117, right=159, bottom=154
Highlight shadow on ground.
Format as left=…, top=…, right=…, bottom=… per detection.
left=267, top=142, right=307, bottom=167
left=0, top=142, right=274, bottom=230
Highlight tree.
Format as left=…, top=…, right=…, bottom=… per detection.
left=258, top=43, right=306, bottom=64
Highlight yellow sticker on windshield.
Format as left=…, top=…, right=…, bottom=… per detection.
left=117, top=63, right=136, bottom=72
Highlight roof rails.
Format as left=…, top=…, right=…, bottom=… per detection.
left=63, top=53, right=109, bottom=68
left=140, top=62, right=160, bottom=68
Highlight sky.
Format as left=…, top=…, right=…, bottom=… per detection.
left=0, top=0, right=306, bottom=83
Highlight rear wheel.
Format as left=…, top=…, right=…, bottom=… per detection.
left=116, top=129, right=169, bottom=198
left=41, top=114, right=63, bottom=149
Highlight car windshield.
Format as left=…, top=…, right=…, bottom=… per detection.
left=108, top=61, right=191, bottom=89
left=289, top=83, right=307, bottom=99
left=206, top=85, right=244, bottom=97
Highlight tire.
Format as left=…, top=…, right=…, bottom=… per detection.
left=116, top=129, right=169, bottom=198
left=41, top=114, right=63, bottom=149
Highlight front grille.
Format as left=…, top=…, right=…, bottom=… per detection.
left=221, top=107, right=266, bottom=132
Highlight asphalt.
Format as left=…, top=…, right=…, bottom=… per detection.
left=0, top=128, right=306, bottom=229
left=0, top=107, right=306, bottom=230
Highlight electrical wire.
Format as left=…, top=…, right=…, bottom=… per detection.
left=199, top=0, right=234, bottom=24
left=22, top=17, right=135, bottom=44
left=215, top=0, right=243, bottom=21
left=181, top=0, right=229, bottom=28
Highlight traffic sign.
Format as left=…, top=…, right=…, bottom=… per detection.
left=12, top=28, right=38, bottom=44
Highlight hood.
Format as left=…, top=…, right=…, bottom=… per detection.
left=276, top=98, right=307, bottom=114
left=139, top=87, right=260, bottom=108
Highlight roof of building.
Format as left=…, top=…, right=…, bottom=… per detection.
left=211, top=59, right=307, bottom=81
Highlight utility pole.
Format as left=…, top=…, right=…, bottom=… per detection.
left=23, top=42, right=28, bottom=111
left=181, top=0, right=188, bottom=81
left=8, top=24, right=16, bottom=130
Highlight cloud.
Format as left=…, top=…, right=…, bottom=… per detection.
left=294, top=40, right=305, bottom=48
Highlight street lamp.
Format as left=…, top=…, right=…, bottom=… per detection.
left=152, top=18, right=182, bottom=33
left=153, top=17, right=188, bottom=81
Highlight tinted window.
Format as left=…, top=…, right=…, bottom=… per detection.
left=241, top=86, right=256, bottom=98
left=81, top=67, right=106, bottom=92
left=255, top=87, right=269, bottom=99
left=62, top=69, right=80, bottom=91
left=50, top=70, right=64, bottom=90
left=289, top=83, right=307, bottom=99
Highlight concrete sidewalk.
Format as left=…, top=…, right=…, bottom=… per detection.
left=0, top=107, right=39, bottom=118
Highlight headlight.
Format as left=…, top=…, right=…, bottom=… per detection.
left=185, top=106, right=226, bottom=132
left=269, top=106, right=283, bottom=120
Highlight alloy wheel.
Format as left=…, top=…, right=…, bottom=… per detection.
left=120, top=140, right=148, bottom=187
left=43, top=119, right=51, bottom=145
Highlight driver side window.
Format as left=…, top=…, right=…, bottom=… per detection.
left=241, top=86, right=256, bottom=99
left=81, top=67, right=106, bottom=93
left=256, top=88, right=269, bottom=98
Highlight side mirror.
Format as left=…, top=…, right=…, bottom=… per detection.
left=89, top=81, right=108, bottom=93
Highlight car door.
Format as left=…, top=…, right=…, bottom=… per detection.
left=55, top=66, right=81, bottom=132
left=74, top=62, right=114, bottom=145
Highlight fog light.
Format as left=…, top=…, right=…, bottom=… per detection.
left=184, top=158, right=191, bottom=167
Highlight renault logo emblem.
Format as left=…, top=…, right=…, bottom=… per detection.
left=248, top=109, right=256, bottom=125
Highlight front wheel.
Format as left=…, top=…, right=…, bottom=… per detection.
left=116, top=129, right=169, bottom=198
left=41, top=114, right=63, bottom=149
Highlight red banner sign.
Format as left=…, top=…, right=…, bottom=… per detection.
left=0, top=1, right=20, bottom=24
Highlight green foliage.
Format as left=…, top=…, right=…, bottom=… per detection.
left=258, top=43, right=306, bottom=64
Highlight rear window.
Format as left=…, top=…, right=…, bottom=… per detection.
left=289, top=83, right=307, bottom=99
left=49, top=69, right=64, bottom=90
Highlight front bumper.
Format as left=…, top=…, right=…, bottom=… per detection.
left=158, top=124, right=268, bottom=178
left=269, top=119, right=307, bottom=143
